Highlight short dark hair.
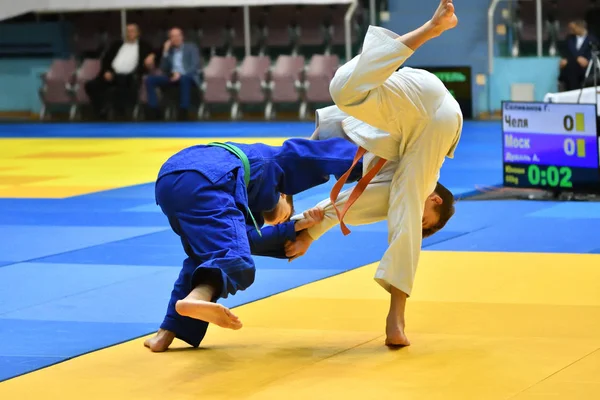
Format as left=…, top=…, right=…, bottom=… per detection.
left=286, top=194, right=295, bottom=219
left=262, top=194, right=295, bottom=222
left=422, top=182, right=455, bottom=238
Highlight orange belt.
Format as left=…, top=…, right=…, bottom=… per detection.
left=329, top=146, right=387, bottom=235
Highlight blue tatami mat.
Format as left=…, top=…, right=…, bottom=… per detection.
left=0, top=231, right=389, bottom=381
left=0, top=225, right=167, bottom=263
left=528, top=202, right=600, bottom=219
left=0, top=121, right=316, bottom=138
left=0, top=320, right=157, bottom=382
left=35, top=227, right=388, bottom=268
left=441, top=200, right=556, bottom=233
left=0, top=263, right=171, bottom=315
left=0, top=356, right=64, bottom=383
left=3, top=119, right=551, bottom=384
left=429, top=200, right=600, bottom=253
left=0, top=209, right=167, bottom=227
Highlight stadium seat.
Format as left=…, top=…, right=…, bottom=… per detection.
left=197, top=8, right=231, bottom=54
left=329, top=4, right=361, bottom=47
left=263, top=6, right=297, bottom=50
left=39, top=58, right=78, bottom=120
left=71, top=58, right=101, bottom=119
left=230, top=55, right=272, bottom=119
left=198, top=55, right=238, bottom=118
left=267, top=55, right=305, bottom=119
left=300, top=54, right=339, bottom=119
left=231, top=8, right=260, bottom=50
left=296, top=6, right=329, bottom=47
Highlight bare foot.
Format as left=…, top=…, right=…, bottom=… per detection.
left=385, top=317, right=411, bottom=348
left=144, top=329, right=176, bottom=352
left=430, top=0, right=458, bottom=34
left=175, top=299, right=243, bottom=330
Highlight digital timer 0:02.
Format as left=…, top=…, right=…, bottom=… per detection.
left=527, top=165, right=573, bottom=188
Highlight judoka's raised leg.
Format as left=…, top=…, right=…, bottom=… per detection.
left=398, top=0, right=457, bottom=51
left=328, top=0, right=458, bottom=136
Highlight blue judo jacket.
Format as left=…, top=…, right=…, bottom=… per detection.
left=157, top=137, right=363, bottom=258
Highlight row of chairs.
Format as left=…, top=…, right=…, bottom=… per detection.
left=39, top=54, right=340, bottom=121
left=70, top=5, right=363, bottom=57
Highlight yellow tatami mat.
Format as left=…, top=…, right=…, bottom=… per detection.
left=0, top=138, right=285, bottom=198
left=2, top=251, right=600, bottom=399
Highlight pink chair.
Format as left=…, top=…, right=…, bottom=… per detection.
left=299, top=54, right=340, bottom=119
left=71, top=58, right=101, bottom=120
left=230, top=56, right=271, bottom=119
left=296, top=6, right=329, bottom=47
left=39, top=58, right=78, bottom=120
left=267, top=55, right=305, bottom=119
left=198, top=56, right=238, bottom=119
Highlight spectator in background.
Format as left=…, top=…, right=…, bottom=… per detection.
left=85, top=23, right=155, bottom=120
left=145, top=28, right=201, bottom=121
left=559, top=20, right=595, bottom=91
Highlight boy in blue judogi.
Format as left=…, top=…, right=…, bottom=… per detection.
left=144, top=137, right=362, bottom=352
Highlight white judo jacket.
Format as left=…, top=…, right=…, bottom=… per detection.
left=304, top=25, right=463, bottom=296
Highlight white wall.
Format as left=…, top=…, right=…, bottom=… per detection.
left=1, top=0, right=48, bottom=21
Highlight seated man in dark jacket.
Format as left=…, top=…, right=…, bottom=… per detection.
left=559, top=20, right=596, bottom=91
left=85, top=23, right=155, bottom=119
left=145, top=27, right=201, bottom=121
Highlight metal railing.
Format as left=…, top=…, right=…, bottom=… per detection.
left=488, top=0, right=543, bottom=75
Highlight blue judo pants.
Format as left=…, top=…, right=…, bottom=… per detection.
left=155, top=170, right=256, bottom=347
left=145, top=74, right=195, bottom=110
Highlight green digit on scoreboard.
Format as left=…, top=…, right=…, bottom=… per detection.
left=547, top=166, right=560, bottom=186
left=527, top=165, right=541, bottom=185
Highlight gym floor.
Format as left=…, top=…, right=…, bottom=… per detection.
left=0, top=121, right=599, bottom=399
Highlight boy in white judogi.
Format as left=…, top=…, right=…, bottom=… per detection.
left=288, top=0, right=462, bottom=346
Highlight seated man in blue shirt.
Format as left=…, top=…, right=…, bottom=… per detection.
left=144, top=137, right=362, bottom=352
left=146, top=27, right=201, bottom=121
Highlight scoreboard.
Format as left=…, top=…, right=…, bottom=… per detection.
left=502, top=101, right=600, bottom=193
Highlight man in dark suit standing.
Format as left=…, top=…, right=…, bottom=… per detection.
left=85, top=23, right=155, bottom=119
left=145, top=27, right=201, bottom=121
left=559, top=20, right=595, bottom=91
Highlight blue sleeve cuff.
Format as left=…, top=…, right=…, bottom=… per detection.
left=247, top=221, right=297, bottom=259
left=281, top=221, right=297, bottom=241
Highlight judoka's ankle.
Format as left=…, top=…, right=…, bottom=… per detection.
left=423, top=20, right=443, bottom=38
left=186, top=284, right=216, bottom=302
left=386, top=313, right=405, bottom=327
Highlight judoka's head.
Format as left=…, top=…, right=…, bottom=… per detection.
left=263, top=194, right=295, bottom=225
left=422, top=182, right=455, bottom=238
